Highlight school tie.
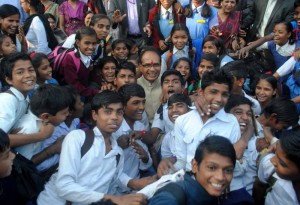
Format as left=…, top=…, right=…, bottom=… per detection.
left=166, top=11, right=170, bottom=20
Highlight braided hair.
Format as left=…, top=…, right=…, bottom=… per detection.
left=186, top=0, right=212, bottom=18
left=166, top=23, right=194, bottom=70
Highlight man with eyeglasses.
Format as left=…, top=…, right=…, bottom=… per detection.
left=137, top=47, right=162, bottom=125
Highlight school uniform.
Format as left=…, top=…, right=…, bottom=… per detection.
left=257, top=41, right=295, bottom=69
left=148, top=173, right=218, bottom=205
left=13, top=110, right=42, bottom=160
left=37, top=127, right=124, bottom=205
left=258, top=154, right=300, bottom=205
left=111, top=119, right=152, bottom=194
left=137, top=76, right=162, bottom=124
left=152, top=103, right=174, bottom=134
left=0, top=87, right=29, bottom=133
left=161, top=46, right=190, bottom=74
left=186, top=3, right=218, bottom=67
left=36, top=118, right=80, bottom=171
left=173, top=108, right=240, bottom=171
left=161, top=130, right=176, bottom=159
left=60, top=50, right=99, bottom=97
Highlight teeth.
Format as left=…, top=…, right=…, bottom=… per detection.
left=24, top=81, right=34, bottom=85
left=172, top=114, right=179, bottom=118
left=240, top=122, right=246, bottom=127
left=211, top=183, right=222, bottom=188
left=211, top=103, right=220, bottom=108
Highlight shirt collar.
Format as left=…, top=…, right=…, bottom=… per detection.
left=161, top=5, right=173, bottom=14
left=10, top=87, right=29, bottom=101
left=276, top=41, right=294, bottom=52
left=28, top=110, right=42, bottom=122
left=77, top=49, right=92, bottom=68
left=192, top=2, right=205, bottom=12
left=208, top=108, right=232, bottom=123
left=93, top=126, right=122, bottom=154
left=173, top=45, right=189, bottom=55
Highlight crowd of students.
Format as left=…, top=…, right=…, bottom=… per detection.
left=0, top=0, right=300, bottom=205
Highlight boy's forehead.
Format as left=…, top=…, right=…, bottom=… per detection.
left=14, top=59, right=32, bottom=69
left=205, top=83, right=229, bottom=91
left=102, top=102, right=123, bottom=109
left=168, top=102, right=188, bottom=107
left=164, top=74, right=180, bottom=81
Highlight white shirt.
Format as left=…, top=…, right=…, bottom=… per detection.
left=243, top=90, right=262, bottom=116
left=161, top=46, right=189, bottom=74
left=26, top=16, right=51, bottom=54
left=37, top=127, right=124, bottom=205
left=276, top=56, right=297, bottom=77
left=258, top=41, right=295, bottom=57
left=258, top=154, right=300, bottom=205
left=36, top=118, right=80, bottom=171
left=111, top=119, right=152, bottom=194
left=13, top=110, right=42, bottom=160
left=160, top=5, right=173, bottom=20
left=173, top=109, right=241, bottom=171
left=78, top=50, right=92, bottom=68
left=151, top=103, right=174, bottom=134
left=258, top=0, right=277, bottom=37
left=161, top=130, right=176, bottom=159
left=0, top=87, right=29, bottom=133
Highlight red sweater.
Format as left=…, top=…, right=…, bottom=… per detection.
left=149, top=5, right=186, bottom=49
left=60, top=52, right=99, bottom=97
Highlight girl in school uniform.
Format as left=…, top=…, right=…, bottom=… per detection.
left=148, top=0, right=186, bottom=53
left=173, top=57, right=194, bottom=95
left=60, top=27, right=99, bottom=98
left=185, top=0, right=218, bottom=67
left=161, top=23, right=194, bottom=75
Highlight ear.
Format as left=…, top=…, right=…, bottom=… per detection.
left=75, top=39, right=80, bottom=48
left=5, top=76, right=13, bottom=86
left=269, top=113, right=278, bottom=123
left=39, top=113, right=50, bottom=123
left=191, top=158, right=199, bottom=174
left=91, top=110, right=98, bottom=121
left=272, top=89, right=277, bottom=96
left=197, top=88, right=203, bottom=96
left=236, top=78, right=245, bottom=87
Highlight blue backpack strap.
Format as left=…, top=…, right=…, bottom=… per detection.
left=154, top=182, right=186, bottom=205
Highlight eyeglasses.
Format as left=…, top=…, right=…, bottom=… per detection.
left=142, top=63, right=161, bottom=68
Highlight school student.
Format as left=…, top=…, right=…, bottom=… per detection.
left=112, top=84, right=154, bottom=194
left=171, top=70, right=240, bottom=172
left=160, top=93, right=192, bottom=159
left=12, top=84, right=70, bottom=160
left=32, top=86, right=84, bottom=174
left=257, top=132, right=300, bottom=205
left=37, top=91, right=147, bottom=205
left=222, top=60, right=261, bottom=115
left=149, top=136, right=236, bottom=205
left=0, top=53, right=36, bottom=133
left=114, top=61, right=137, bottom=89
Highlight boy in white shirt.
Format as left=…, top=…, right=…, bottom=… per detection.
left=112, top=83, right=155, bottom=194
left=13, top=84, right=70, bottom=160
left=158, top=69, right=240, bottom=175
left=37, top=91, right=147, bottom=205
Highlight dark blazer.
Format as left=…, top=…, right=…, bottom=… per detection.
left=248, top=0, right=295, bottom=41
left=108, top=0, right=155, bottom=38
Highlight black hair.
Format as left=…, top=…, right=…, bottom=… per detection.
left=125, top=38, right=137, bottom=51
left=62, top=86, right=80, bottom=112
left=118, top=83, right=145, bottom=105
left=95, top=56, right=118, bottom=71
left=274, top=21, right=295, bottom=45
left=222, top=60, right=247, bottom=80
left=295, top=0, right=300, bottom=9
left=254, top=74, right=277, bottom=90
left=186, top=0, right=212, bottom=18
left=166, top=23, right=194, bottom=70
left=0, top=128, right=10, bottom=153
left=74, top=27, right=97, bottom=49
left=138, top=46, right=161, bottom=64
left=0, top=33, right=12, bottom=57
left=44, top=13, right=56, bottom=24
left=111, top=39, right=130, bottom=51
left=161, top=70, right=185, bottom=87
left=201, top=69, right=233, bottom=91
left=262, top=97, right=299, bottom=127
left=199, top=53, right=220, bottom=68
left=168, top=93, right=192, bottom=107
left=194, top=135, right=236, bottom=167
left=280, top=132, right=300, bottom=170
left=90, top=199, right=117, bottom=205
left=30, top=84, right=71, bottom=116
left=1, top=52, right=32, bottom=80
left=224, top=94, right=253, bottom=113
left=218, top=0, right=239, bottom=7
left=116, top=61, right=136, bottom=76
left=203, top=35, right=226, bottom=56
left=89, top=14, right=111, bottom=27
left=91, top=90, right=123, bottom=112
left=31, top=52, right=48, bottom=73
left=0, top=4, right=20, bottom=19
left=26, top=0, right=45, bottom=14
left=84, top=10, right=94, bottom=19
left=81, top=103, right=95, bottom=128
left=173, top=57, right=194, bottom=83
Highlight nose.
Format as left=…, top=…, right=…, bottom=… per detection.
left=241, top=112, right=250, bottom=121
left=138, top=102, right=145, bottom=110
left=214, top=169, right=225, bottom=182
left=124, top=76, right=129, bottom=83
left=111, top=111, right=118, bottom=120
left=10, top=151, right=16, bottom=161
left=214, top=93, right=222, bottom=103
